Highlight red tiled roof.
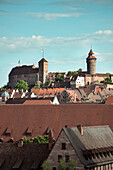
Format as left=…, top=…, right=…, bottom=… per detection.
left=87, top=49, right=96, bottom=60
left=105, top=96, right=113, bottom=104
left=23, top=100, right=52, bottom=105
left=31, top=88, right=65, bottom=96
left=0, top=104, right=113, bottom=142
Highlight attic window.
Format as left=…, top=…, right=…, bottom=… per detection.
left=99, top=152, right=103, bottom=158
left=83, top=154, right=88, bottom=161
left=5, top=127, right=12, bottom=136
left=96, top=153, right=99, bottom=159
left=0, top=159, right=5, bottom=168
left=62, top=143, right=66, bottom=150
left=12, top=159, right=23, bottom=169
left=0, top=138, right=3, bottom=143
left=103, top=152, right=107, bottom=157
left=26, top=127, right=32, bottom=136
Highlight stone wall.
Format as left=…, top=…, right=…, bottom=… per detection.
left=9, top=73, right=39, bottom=88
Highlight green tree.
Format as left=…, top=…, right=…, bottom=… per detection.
left=68, top=159, right=76, bottom=170
left=77, top=68, right=82, bottom=73
left=104, top=77, right=112, bottom=84
left=0, top=83, right=11, bottom=90
left=41, top=161, right=52, bottom=170
left=58, top=160, right=67, bottom=170
left=15, top=80, right=29, bottom=92
left=67, top=71, right=77, bottom=76
left=45, top=80, right=50, bottom=86
left=55, top=74, right=64, bottom=82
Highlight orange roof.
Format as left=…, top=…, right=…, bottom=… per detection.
left=89, top=49, right=94, bottom=55
left=87, top=49, right=96, bottom=60
left=23, top=100, right=52, bottom=105
left=105, top=96, right=113, bottom=104
left=31, top=88, right=65, bottom=96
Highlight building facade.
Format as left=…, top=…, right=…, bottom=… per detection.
left=9, top=58, right=48, bottom=88
left=47, top=125, right=113, bottom=169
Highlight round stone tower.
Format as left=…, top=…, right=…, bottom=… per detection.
left=86, top=49, right=96, bottom=74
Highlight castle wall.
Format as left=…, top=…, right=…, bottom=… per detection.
left=9, top=73, right=39, bottom=88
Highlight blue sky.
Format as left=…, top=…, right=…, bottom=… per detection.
left=0, top=0, right=113, bottom=87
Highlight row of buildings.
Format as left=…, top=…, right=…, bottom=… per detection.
left=8, top=49, right=113, bottom=89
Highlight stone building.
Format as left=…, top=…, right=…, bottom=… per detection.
left=9, top=58, right=48, bottom=88
left=47, top=125, right=113, bottom=169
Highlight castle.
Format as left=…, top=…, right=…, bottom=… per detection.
left=9, top=58, right=48, bottom=88
left=9, top=49, right=113, bottom=89
left=71, top=49, right=113, bottom=88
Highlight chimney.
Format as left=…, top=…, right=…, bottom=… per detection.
left=48, top=129, right=54, bottom=150
left=77, top=125, right=83, bottom=136
left=17, top=139, right=23, bottom=148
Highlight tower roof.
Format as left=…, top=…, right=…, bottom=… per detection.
left=1, top=91, right=9, bottom=97
left=87, top=49, right=96, bottom=59
left=39, top=58, right=48, bottom=63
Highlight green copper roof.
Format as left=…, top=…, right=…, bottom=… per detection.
left=1, top=91, right=9, bottom=97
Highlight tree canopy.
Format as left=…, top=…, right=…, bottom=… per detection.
left=55, top=74, right=64, bottom=82
left=15, top=80, right=29, bottom=92
left=104, top=77, right=112, bottom=84
left=67, top=68, right=82, bottom=76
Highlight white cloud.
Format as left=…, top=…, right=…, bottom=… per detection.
left=26, top=12, right=83, bottom=20
left=0, top=30, right=113, bottom=53
left=95, top=30, right=113, bottom=35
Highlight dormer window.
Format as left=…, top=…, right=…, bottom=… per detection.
left=5, top=127, right=12, bottom=136
left=26, top=127, right=32, bottom=136
left=62, top=143, right=66, bottom=150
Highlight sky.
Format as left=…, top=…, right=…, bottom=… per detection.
left=0, top=0, right=113, bottom=87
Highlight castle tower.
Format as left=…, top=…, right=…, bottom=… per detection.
left=86, top=49, right=96, bottom=74
left=39, top=58, right=48, bottom=83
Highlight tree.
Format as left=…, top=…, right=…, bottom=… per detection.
left=58, top=160, right=67, bottom=170
left=55, top=74, right=64, bottom=82
left=45, top=80, right=50, bottom=86
left=15, top=80, right=29, bottom=92
left=68, top=159, right=76, bottom=170
left=67, top=71, right=77, bottom=76
left=77, top=68, right=82, bottom=73
left=41, top=161, right=52, bottom=170
left=104, top=77, right=112, bottom=84
left=0, top=83, right=11, bottom=90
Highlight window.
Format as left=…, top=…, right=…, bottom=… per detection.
left=62, top=143, right=66, bottom=150
left=65, top=155, right=69, bottom=162
left=53, top=167, right=56, bottom=170
left=58, top=155, right=62, bottom=162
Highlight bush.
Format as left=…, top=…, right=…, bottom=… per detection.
left=58, top=160, right=67, bottom=170
left=41, top=161, right=52, bottom=170
left=23, top=135, right=49, bottom=143
left=68, top=159, right=76, bottom=170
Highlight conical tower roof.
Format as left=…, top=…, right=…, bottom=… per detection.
left=1, top=91, right=9, bottom=97
left=87, top=49, right=96, bottom=59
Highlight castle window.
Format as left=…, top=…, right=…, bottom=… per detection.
left=53, top=167, right=56, bottom=170
left=62, top=143, right=66, bottom=150
left=58, top=155, right=62, bottom=162
left=65, top=155, right=69, bottom=162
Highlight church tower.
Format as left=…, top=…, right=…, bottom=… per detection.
left=39, top=58, right=48, bottom=83
left=86, top=49, right=96, bottom=74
